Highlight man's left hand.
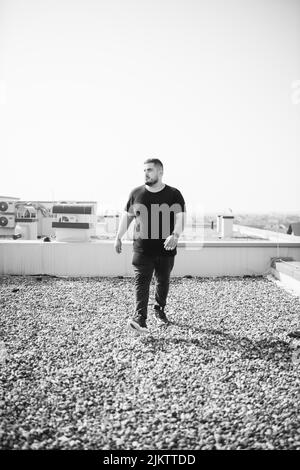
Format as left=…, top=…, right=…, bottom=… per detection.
left=164, top=234, right=178, bottom=251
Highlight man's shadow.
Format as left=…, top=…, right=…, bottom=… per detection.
left=142, top=319, right=293, bottom=366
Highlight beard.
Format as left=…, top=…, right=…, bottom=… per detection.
left=145, top=177, right=158, bottom=186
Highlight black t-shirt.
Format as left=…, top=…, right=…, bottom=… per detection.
left=124, top=184, right=186, bottom=256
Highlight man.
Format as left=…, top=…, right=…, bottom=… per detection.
left=114, top=158, right=186, bottom=335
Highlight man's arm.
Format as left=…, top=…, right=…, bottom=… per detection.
left=172, top=211, right=186, bottom=239
left=114, top=211, right=135, bottom=253
left=164, top=211, right=186, bottom=250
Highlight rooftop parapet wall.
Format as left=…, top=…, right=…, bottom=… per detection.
left=234, top=224, right=300, bottom=241
left=0, top=239, right=300, bottom=277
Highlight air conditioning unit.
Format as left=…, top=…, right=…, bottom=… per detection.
left=58, top=215, right=78, bottom=223
left=52, top=203, right=97, bottom=241
left=0, top=200, right=16, bottom=213
left=0, top=214, right=16, bottom=228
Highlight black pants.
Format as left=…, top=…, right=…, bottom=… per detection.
left=132, top=252, right=175, bottom=319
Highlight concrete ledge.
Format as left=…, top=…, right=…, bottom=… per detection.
left=1, top=239, right=300, bottom=277
left=273, top=261, right=300, bottom=281
left=2, top=238, right=300, bottom=247
left=270, top=267, right=300, bottom=297
left=179, top=240, right=300, bottom=248
left=234, top=224, right=300, bottom=242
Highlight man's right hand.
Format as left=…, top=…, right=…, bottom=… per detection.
left=114, top=237, right=122, bottom=254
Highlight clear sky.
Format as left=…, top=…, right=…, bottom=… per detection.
left=0, top=0, right=299, bottom=214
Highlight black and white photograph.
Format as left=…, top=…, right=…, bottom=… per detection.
left=0, top=0, right=299, bottom=457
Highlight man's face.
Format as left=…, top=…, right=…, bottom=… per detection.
left=144, top=164, right=162, bottom=186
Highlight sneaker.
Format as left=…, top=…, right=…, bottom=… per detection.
left=154, top=305, right=169, bottom=325
left=129, top=316, right=150, bottom=335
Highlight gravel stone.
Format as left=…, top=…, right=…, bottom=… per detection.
left=0, top=274, right=299, bottom=449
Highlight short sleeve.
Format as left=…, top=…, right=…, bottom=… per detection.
left=124, top=190, right=135, bottom=215
left=173, top=189, right=186, bottom=214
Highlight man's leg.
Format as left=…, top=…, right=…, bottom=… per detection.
left=132, top=252, right=155, bottom=320
left=154, top=255, right=175, bottom=310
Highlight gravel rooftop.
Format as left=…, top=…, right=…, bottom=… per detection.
left=0, top=274, right=299, bottom=450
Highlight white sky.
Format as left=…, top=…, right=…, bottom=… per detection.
left=0, top=0, right=299, bottom=214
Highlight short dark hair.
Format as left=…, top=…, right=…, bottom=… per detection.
left=144, top=158, right=163, bottom=170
